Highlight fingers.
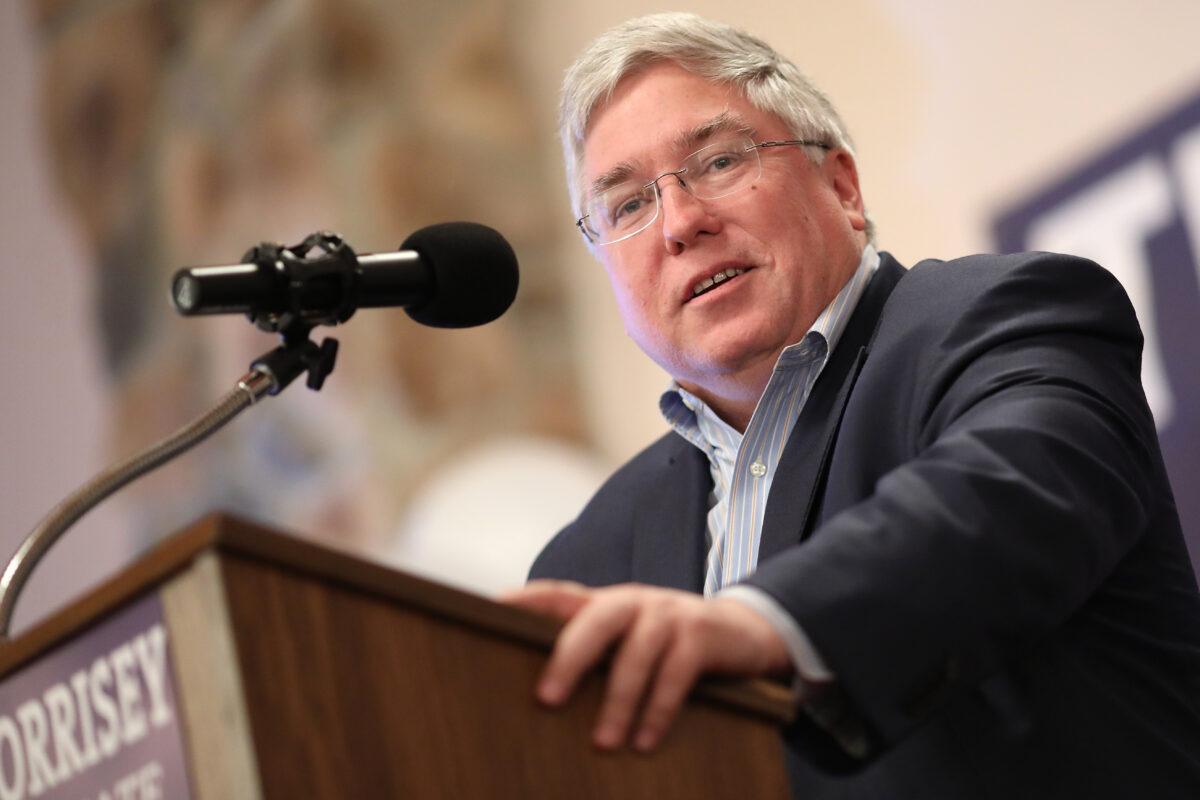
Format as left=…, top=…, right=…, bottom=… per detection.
left=502, top=581, right=642, bottom=711
left=586, top=591, right=717, bottom=751
left=632, top=637, right=705, bottom=751
left=592, top=601, right=675, bottom=748
left=539, top=591, right=639, bottom=706
left=609, top=596, right=794, bottom=751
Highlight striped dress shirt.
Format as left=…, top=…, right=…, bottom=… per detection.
left=660, top=245, right=880, bottom=595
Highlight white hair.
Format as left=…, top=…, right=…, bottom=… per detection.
left=560, top=12, right=873, bottom=240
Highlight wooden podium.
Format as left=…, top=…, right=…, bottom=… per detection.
left=0, top=515, right=794, bottom=799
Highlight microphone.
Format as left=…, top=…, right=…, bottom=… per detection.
left=170, top=222, right=519, bottom=328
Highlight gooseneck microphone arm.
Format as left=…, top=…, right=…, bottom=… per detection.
left=0, top=287, right=341, bottom=640
left=0, top=333, right=332, bottom=640
left=0, top=368, right=275, bottom=638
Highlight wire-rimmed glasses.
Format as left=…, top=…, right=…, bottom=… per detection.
left=575, top=137, right=829, bottom=246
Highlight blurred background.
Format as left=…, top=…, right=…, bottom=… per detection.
left=2, top=0, right=1198, bottom=631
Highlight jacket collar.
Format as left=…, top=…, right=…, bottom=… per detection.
left=758, top=253, right=906, bottom=560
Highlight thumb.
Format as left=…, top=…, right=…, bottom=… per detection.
left=500, top=580, right=593, bottom=621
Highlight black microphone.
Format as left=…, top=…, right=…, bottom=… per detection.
left=170, top=222, right=519, bottom=328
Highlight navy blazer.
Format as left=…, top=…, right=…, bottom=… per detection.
left=531, top=252, right=1200, bottom=799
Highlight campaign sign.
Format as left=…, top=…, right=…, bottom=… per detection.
left=0, top=593, right=191, bottom=799
left=994, top=86, right=1200, bottom=575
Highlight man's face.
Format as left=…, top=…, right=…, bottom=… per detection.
left=581, top=62, right=868, bottom=413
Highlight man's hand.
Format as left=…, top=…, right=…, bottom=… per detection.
left=501, top=580, right=792, bottom=752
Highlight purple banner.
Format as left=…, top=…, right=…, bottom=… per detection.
left=994, top=85, right=1200, bottom=577
left=0, top=593, right=192, bottom=800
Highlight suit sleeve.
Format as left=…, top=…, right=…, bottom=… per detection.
left=744, top=253, right=1165, bottom=753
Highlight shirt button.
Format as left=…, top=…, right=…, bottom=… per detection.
left=750, top=461, right=767, bottom=478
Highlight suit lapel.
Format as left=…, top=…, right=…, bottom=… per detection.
left=758, top=256, right=907, bottom=560
left=631, top=435, right=710, bottom=592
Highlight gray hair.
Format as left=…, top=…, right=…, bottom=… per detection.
left=560, top=13, right=873, bottom=242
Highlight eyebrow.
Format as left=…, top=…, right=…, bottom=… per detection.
left=672, top=111, right=755, bottom=153
left=588, top=162, right=639, bottom=199
left=585, top=111, right=756, bottom=200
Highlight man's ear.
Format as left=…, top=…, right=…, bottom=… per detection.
left=826, top=150, right=867, bottom=233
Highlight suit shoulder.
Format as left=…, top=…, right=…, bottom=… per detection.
left=857, top=250, right=1148, bottom=447
left=881, top=251, right=1138, bottom=337
left=902, top=251, right=1128, bottom=304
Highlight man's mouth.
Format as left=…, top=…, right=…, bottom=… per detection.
left=691, top=267, right=747, bottom=300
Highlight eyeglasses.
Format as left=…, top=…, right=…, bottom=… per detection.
left=575, top=137, right=830, bottom=245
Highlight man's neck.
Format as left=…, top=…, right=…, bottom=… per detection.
left=677, top=370, right=774, bottom=433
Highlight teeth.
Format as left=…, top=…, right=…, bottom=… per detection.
left=692, top=268, right=746, bottom=297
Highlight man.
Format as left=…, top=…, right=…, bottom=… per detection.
left=503, top=13, right=1200, bottom=798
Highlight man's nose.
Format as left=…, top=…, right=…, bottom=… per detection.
left=658, top=178, right=721, bottom=253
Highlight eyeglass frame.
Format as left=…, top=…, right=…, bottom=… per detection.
left=574, top=138, right=831, bottom=246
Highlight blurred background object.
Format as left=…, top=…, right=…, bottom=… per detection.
left=3, top=0, right=1199, bottom=631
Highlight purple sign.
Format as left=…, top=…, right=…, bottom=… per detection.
left=0, top=593, right=192, bottom=800
left=994, top=85, right=1200, bottom=577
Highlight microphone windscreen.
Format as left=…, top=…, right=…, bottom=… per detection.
left=399, top=222, right=519, bottom=328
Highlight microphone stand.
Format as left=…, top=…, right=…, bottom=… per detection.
left=0, top=318, right=340, bottom=640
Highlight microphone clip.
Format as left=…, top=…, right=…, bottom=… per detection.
left=242, top=231, right=361, bottom=333
left=251, top=330, right=340, bottom=396
left=234, top=231, right=354, bottom=395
